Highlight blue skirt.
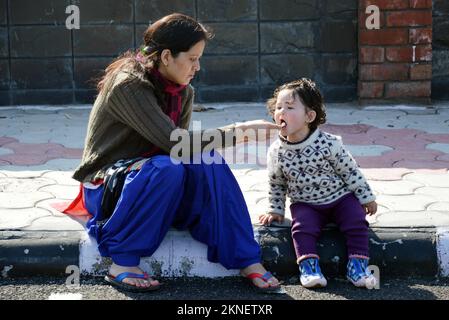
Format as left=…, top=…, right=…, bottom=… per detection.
left=83, top=153, right=261, bottom=269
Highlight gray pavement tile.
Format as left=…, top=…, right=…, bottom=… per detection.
left=0, top=170, right=50, bottom=178
left=427, top=202, right=449, bottom=211
left=229, top=168, right=254, bottom=178
left=244, top=168, right=268, bottom=179
left=349, top=110, right=408, bottom=129
left=42, top=159, right=80, bottom=171
left=241, top=190, right=266, bottom=205
left=0, top=109, right=88, bottom=148
left=427, top=143, right=449, bottom=154
left=396, top=114, right=449, bottom=134
left=38, top=184, right=80, bottom=200
left=35, top=198, right=72, bottom=217
left=369, top=180, right=424, bottom=196
left=0, top=207, right=52, bottom=230
left=415, top=187, right=449, bottom=202
left=346, top=145, right=393, bottom=157
left=0, top=147, right=13, bottom=156
left=0, top=177, right=56, bottom=193
left=227, top=163, right=262, bottom=171
left=0, top=159, right=80, bottom=172
left=371, top=211, right=449, bottom=228
left=404, top=172, right=449, bottom=187
left=376, top=194, right=438, bottom=212
left=248, top=181, right=269, bottom=192
left=324, top=107, right=359, bottom=125
left=375, top=204, right=390, bottom=215
left=22, top=215, right=85, bottom=231
left=362, top=168, right=414, bottom=181
left=438, top=108, right=449, bottom=116
left=0, top=191, right=54, bottom=209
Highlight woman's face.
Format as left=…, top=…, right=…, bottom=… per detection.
left=159, top=40, right=205, bottom=85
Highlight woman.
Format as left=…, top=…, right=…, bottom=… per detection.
left=65, top=13, right=281, bottom=292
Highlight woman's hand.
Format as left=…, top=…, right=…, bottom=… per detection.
left=235, top=120, right=281, bottom=143
left=363, top=201, right=378, bottom=216
left=259, top=212, right=285, bottom=226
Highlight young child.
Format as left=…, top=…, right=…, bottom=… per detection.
left=259, top=78, right=378, bottom=289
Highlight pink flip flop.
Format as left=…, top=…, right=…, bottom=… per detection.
left=244, top=271, right=281, bottom=292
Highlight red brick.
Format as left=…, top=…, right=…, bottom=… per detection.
left=385, top=81, right=431, bottom=98
left=386, top=46, right=413, bottom=62
left=415, top=44, right=432, bottom=62
left=360, top=47, right=385, bottom=63
left=361, top=0, right=409, bottom=10
left=409, top=28, right=432, bottom=44
left=360, top=64, right=409, bottom=81
left=359, top=81, right=384, bottom=98
left=409, top=0, right=432, bottom=8
left=360, top=29, right=408, bottom=45
left=410, top=64, right=432, bottom=80
left=386, top=45, right=432, bottom=63
left=386, top=11, right=432, bottom=27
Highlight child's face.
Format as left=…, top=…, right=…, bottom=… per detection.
left=273, top=89, right=316, bottom=141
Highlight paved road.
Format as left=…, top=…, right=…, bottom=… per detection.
left=1, top=276, right=449, bottom=300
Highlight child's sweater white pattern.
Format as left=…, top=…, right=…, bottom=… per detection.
left=267, top=129, right=376, bottom=216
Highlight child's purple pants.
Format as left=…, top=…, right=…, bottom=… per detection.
left=290, top=193, right=370, bottom=260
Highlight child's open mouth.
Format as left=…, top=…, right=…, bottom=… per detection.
left=280, top=120, right=287, bottom=129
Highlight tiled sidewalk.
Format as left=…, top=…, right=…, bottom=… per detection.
left=1, top=103, right=449, bottom=277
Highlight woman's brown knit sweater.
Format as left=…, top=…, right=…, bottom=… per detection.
left=72, top=70, right=235, bottom=183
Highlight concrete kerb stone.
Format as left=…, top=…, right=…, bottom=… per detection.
left=257, top=225, right=441, bottom=278
left=0, top=231, right=82, bottom=278
left=437, top=227, right=449, bottom=277
left=0, top=225, right=445, bottom=279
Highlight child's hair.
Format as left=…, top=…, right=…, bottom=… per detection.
left=267, top=78, right=327, bottom=131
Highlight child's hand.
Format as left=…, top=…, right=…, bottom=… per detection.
left=259, top=212, right=284, bottom=225
left=363, top=201, right=378, bottom=216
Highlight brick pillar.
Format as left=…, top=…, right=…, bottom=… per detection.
left=358, top=0, right=433, bottom=104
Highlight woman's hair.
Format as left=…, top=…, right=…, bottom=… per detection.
left=96, top=13, right=213, bottom=92
left=266, top=78, right=327, bottom=131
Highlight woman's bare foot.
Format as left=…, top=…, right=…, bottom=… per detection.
left=240, top=263, right=280, bottom=289
left=108, top=263, right=160, bottom=288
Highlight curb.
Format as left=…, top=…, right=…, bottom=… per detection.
left=0, top=231, right=81, bottom=277
left=257, top=226, right=442, bottom=278
left=1, top=226, right=448, bottom=279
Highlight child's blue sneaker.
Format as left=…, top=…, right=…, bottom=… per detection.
left=347, top=257, right=377, bottom=289
left=299, top=258, right=327, bottom=288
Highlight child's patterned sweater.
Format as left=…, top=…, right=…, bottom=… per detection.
left=267, top=129, right=376, bottom=216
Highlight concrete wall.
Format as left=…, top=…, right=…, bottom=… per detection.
left=0, top=0, right=358, bottom=106
left=0, top=0, right=447, bottom=106
left=433, top=0, right=449, bottom=100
